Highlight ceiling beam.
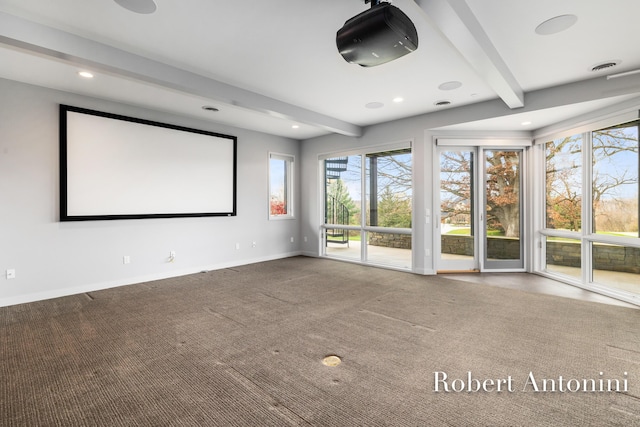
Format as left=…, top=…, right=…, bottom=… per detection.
left=0, top=11, right=363, bottom=137
left=413, top=0, right=524, bottom=109
left=393, top=73, right=640, bottom=131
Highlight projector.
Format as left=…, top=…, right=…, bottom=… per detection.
left=336, top=2, right=418, bottom=67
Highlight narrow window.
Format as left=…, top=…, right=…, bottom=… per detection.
left=269, top=153, right=294, bottom=219
left=592, top=121, right=639, bottom=238
left=545, top=134, right=583, bottom=232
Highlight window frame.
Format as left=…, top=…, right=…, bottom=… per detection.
left=534, top=111, right=640, bottom=305
left=319, top=141, right=413, bottom=270
left=268, top=152, right=295, bottom=220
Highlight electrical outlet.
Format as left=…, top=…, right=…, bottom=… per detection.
left=123, top=256, right=131, bottom=264
left=170, top=251, right=176, bottom=258
left=290, top=237, right=294, bottom=243
left=6, top=269, right=16, bottom=279
left=304, top=236, right=308, bottom=242
left=252, top=241, right=256, bottom=248
left=235, top=243, right=240, bottom=250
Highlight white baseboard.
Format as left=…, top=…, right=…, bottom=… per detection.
left=300, top=250, right=319, bottom=258
left=0, top=251, right=303, bottom=308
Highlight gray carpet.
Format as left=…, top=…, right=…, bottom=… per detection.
left=1, top=256, right=639, bottom=426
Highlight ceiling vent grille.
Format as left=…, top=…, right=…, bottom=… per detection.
left=591, top=62, right=619, bottom=72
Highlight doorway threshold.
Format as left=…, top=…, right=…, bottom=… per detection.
left=437, top=269, right=480, bottom=274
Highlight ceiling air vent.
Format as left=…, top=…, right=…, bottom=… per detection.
left=434, top=100, right=451, bottom=106
left=591, top=61, right=619, bottom=72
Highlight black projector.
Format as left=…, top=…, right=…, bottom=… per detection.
left=336, top=2, right=418, bottom=67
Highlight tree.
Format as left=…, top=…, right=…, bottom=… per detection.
left=440, top=151, right=472, bottom=229
left=591, top=126, right=639, bottom=233
left=440, top=150, right=521, bottom=237
left=441, top=125, right=638, bottom=238
left=326, top=178, right=359, bottom=225
left=545, top=125, right=638, bottom=234
left=368, top=151, right=412, bottom=194
left=485, top=151, right=521, bottom=237
left=377, top=186, right=412, bottom=228
left=545, top=136, right=582, bottom=231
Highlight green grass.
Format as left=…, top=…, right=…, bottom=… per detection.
left=546, top=231, right=638, bottom=241
left=596, top=231, right=639, bottom=237
left=445, top=228, right=503, bottom=236
left=447, top=228, right=471, bottom=235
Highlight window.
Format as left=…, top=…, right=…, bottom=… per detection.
left=592, top=122, right=639, bottom=238
left=325, top=155, right=360, bottom=250
left=538, top=115, right=640, bottom=302
left=365, top=149, right=412, bottom=228
left=545, top=134, right=583, bottom=232
left=544, top=236, right=581, bottom=280
left=591, top=242, right=640, bottom=293
left=269, top=153, right=294, bottom=219
left=322, top=145, right=412, bottom=270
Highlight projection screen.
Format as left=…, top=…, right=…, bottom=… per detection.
left=60, top=105, right=237, bottom=221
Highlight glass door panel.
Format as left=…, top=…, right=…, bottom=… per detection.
left=365, top=149, right=413, bottom=269
left=324, top=155, right=361, bottom=259
left=483, top=149, right=524, bottom=269
left=438, top=148, right=477, bottom=271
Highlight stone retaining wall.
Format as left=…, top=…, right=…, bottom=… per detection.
left=546, top=240, right=640, bottom=274
left=440, top=235, right=473, bottom=256
left=440, top=235, right=520, bottom=259
left=373, top=234, right=639, bottom=274
left=368, top=232, right=412, bottom=249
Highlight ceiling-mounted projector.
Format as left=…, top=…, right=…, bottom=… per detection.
left=336, top=1, right=418, bottom=67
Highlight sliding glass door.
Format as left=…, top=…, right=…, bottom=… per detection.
left=437, top=146, right=525, bottom=272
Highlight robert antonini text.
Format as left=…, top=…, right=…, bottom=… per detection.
left=433, top=371, right=629, bottom=393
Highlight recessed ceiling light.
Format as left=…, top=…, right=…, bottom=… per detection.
left=365, top=102, right=384, bottom=109
left=291, top=125, right=300, bottom=129
left=438, top=81, right=462, bottom=91
left=114, top=0, right=157, bottom=14
left=434, top=100, right=451, bottom=106
left=521, top=121, right=532, bottom=126
left=78, top=71, right=94, bottom=79
left=393, top=97, right=404, bottom=103
left=535, top=14, right=578, bottom=35
left=202, top=106, right=219, bottom=112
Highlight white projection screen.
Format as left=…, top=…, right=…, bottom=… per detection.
left=60, top=105, right=237, bottom=221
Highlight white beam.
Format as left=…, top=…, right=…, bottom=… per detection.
left=0, top=12, right=363, bottom=137
left=414, top=0, right=524, bottom=109
left=399, top=73, right=640, bottom=131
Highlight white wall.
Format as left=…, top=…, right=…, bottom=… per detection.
left=0, top=78, right=301, bottom=306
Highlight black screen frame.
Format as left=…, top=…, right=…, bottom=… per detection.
left=59, top=104, right=237, bottom=221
